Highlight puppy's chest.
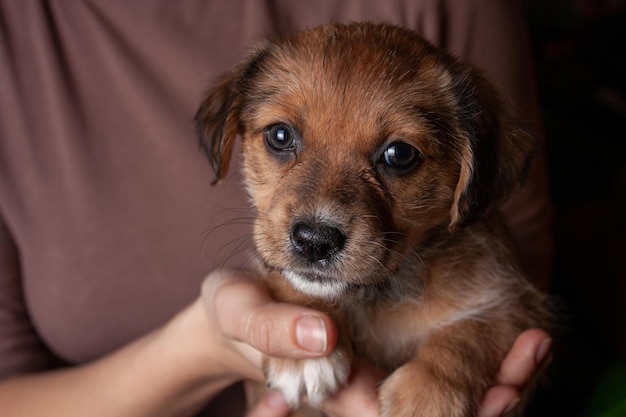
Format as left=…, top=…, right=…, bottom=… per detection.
left=346, top=301, right=436, bottom=370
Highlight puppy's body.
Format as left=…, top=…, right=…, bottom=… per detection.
left=197, top=23, right=548, bottom=417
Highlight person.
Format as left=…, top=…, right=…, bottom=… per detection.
left=0, top=1, right=553, bottom=416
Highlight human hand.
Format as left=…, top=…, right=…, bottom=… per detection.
left=478, top=329, right=552, bottom=417
left=245, top=329, right=551, bottom=417
left=201, top=270, right=550, bottom=417
left=199, top=269, right=338, bottom=382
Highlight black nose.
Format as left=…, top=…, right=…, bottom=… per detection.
left=290, top=221, right=346, bottom=265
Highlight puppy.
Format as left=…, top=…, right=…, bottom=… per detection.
left=196, top=23, right=549, bottom=417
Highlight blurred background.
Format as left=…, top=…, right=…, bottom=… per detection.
left=525, top=1, right=626, bottom=416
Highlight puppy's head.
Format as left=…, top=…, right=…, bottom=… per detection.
left=196, top=23, right=534, bottom=299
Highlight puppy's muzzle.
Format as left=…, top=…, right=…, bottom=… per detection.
left=290, top=220, right=346, bottom=267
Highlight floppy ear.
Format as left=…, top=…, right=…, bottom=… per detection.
left=449, top=69, right=536, bottom=229
left=194, top=48, right=266, bottom=184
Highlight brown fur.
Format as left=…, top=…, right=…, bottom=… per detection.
left=196, top=23, right=548, bottom=417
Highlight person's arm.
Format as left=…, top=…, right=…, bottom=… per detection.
left=1, top=267, right=550, bottom=417
left=0, top=310, right=223, bottom=417
left=0, top=270, right=335, bottom=417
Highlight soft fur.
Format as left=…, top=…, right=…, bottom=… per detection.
left=196, top=23, right=549, bottom=417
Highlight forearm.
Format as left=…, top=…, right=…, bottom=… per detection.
left=0, top=301, right=253, bottom=417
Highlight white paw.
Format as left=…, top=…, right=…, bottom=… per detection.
left=302, top=355, right=350, bottom=406
left=265, top=353, right=350, bottom=408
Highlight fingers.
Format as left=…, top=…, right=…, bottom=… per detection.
left=477, top=386, right=520, bottom=417
left=478, top=328, right=552, bottom=417
left=202, top=270, right=337, bottom=359
left=246, top=390, right=291, bottom=417
left=496, top=328, right=552, bottom=387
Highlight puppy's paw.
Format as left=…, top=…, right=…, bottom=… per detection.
left=264, top=350, right=351, bottom=408
left=379, top=361, right=474, bottom=417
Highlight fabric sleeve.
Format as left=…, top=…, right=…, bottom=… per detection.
left=0, top=214, right=60, bottom=379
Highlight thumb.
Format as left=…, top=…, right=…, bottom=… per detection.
left=203, top=269, right=337, bottom=359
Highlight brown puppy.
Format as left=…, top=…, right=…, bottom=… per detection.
left=196, top=23, right=549, bottom=417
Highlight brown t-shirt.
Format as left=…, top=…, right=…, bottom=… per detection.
left=0, top=0, right=552, bottom=414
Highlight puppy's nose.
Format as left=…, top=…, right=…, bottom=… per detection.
left=290, top=221, right=346, bottom=265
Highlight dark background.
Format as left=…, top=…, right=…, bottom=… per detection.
left=526, top=0, right=626, bottom=415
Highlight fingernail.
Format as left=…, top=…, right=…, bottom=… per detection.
left=296, top=315, right=327, bottom=354
left=536, top=338, right=552, bottom=364
left=266, top=390, right=288, bottom=410
left=503, top=398, right=520, bottom=416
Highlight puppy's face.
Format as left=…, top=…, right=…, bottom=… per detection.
left=196, top=24, right=533, bottom=299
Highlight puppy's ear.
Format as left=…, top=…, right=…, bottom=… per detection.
left=449, top=69, right=536, bottom=229
left=195, top=48, right=266, bottom=184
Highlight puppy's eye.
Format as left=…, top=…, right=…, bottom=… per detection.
left=264, top=124, right=296, bottom=152
left=381, top=142, right=422, bottom=173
